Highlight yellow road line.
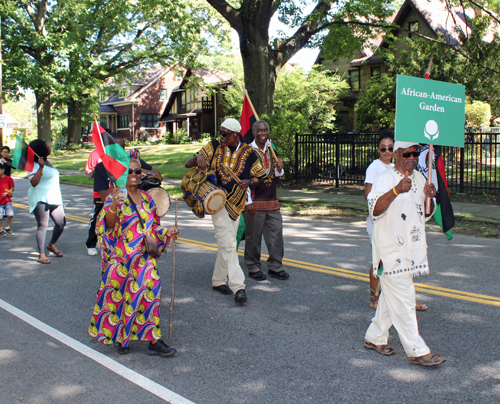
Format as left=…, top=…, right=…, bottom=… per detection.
left=13, top=203, right=500, bottom=307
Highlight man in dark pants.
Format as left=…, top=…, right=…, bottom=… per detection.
left=243, top=120, right=289, bottom=281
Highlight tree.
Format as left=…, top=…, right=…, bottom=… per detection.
left=2, top=0, right=229, bottom=145
left=465, top=100, right=491, bottom=128
left=205, top=0, right=395, bottom=116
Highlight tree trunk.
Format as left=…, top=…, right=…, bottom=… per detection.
left=35, top=90, right=52, bottom=145
left=67, top=98, right=83, bottom=145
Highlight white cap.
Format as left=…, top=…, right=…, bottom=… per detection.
left=220, top=118, right=241, bottom=132
left=394, top=141, right=421, bottom=151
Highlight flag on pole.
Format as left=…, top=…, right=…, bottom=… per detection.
left=417, top=145, right=455, bottom=239
left=11, top=135, right=35, bottom=171
left=240, top=91, right=258, bottom=144
left=92, top=119, right=130, bottom=188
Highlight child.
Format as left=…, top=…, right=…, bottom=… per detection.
left=0, top=162, right=15, bottom=236
left=0, top=146, right=13, bottom=176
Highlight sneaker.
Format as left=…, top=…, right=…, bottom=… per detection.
left=0, top=230, right=7, bottom=237
left=5, top=228, right=14, bottom=236
left=148, top=339, right=176, bottom=357
left=87, top=247, right=98, bottom=256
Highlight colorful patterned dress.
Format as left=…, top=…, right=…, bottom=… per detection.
left=88, top=190, right=171, bottom=347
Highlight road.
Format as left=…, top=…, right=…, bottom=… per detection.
left=1, top=178, right=500, bottom=404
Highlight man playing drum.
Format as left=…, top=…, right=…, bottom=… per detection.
left=185, top=118, right=266, bottom=304
left=243, top=120, right=289, bottom=281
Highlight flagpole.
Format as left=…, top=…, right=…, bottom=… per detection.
left=425, top=59, right=434, bottom=215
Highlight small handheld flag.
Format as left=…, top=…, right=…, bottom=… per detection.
left=12, top=135, right=36, bottom=171
left=92, top=119, right=130, bottom=188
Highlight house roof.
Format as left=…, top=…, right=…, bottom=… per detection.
left=99, top=105, right=119, bottom=114
left=159, top=68, right=232, bottom=122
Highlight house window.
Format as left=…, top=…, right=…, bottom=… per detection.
left=99, top=92, right=107, bottom=102
left=119, top=88, right=128, bottom=97
left=140, top=114, right=160, bottom=128
left=349, top=70, right=360, bottom=91
left=118, top=114, right=129, bottom=129
left=409, top=21, right=419, bottom=38
left=99, top=117, right=108, bottom=129
left=371, top=66, right=382, bottom=79
left=160, top=89, right=168, bottom=101
left=181, top=92, right=186, bottom=109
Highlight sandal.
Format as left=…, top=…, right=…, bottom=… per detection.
left=411, top=354, right=446, bottom=367
left=370, top=288, right=379, bottom=309
left=415, top=302, right=428, bottom=311
left=47, top=244, right=64, bottom=257
left=364, top=341, right=395, bottom=356
left=38, top=255, right=51, bottom=264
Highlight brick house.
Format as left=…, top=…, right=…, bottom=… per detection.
left=98, top=66, right=183, bottom=141
left=159, top=68, right=232, bottom=140
left=319, top=0, right=471, bottom=132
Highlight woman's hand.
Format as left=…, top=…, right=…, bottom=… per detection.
left=38, top=158, right=46, bottom=168
left=167, top=226, right=179, bottom=240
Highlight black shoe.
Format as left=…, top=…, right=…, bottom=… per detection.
left=116, top=343, right=130, bottom=354
left=248, top=270, right=267, bottom=281
left=148, top=339, right=176, bottom=357
left=213, top=285, right=232, bottom=295
left=235, top=289, right=247, bottom=304
left=268, top=269, right=290, bottom=280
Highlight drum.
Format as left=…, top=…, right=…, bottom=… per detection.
left=196, top=181, right=226, bottom=215
left=147, top=187, right=171, bottom=217
left=181, top=167, right=226, bottom=218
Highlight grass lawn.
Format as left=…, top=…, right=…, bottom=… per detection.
left=50, top=143, right=203, bottom=179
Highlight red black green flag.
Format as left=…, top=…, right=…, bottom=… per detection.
left=418, top=145, right=455, bottom=239
left=12, top=135, right=35, bottom=171
left=240, top=92, right=257, bottom=144
left=92, top=119, right=130, bottom=187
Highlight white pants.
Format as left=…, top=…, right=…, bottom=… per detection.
left=365, top=273, right=430, bottom=357
left=211, top=207, right=245, bottom=293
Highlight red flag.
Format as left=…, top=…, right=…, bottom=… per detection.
left=12, top=135, right=35, bottom=171
left=240, top=92, right=257, bottom=144
left=91, top=119, right=130, bottom=187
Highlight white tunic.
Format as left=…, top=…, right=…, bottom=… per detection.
left=367, top=167, right=435, bottom=278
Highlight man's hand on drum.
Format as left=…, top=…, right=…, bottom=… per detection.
left=167, top=226, right=179, bottom=240
left=196, top=155, right=208, bottom=171
left=238, top=179, right=251, bottom=189
left=245, top=203, right=256, bottom=218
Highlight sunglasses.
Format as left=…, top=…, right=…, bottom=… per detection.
left=219, top=129, right=234, bottom=138
left=128, top=168, right=142, bottom=175
left=401, top=151, right=420, bottom=158
left=380, top=147, right=393, bottom=152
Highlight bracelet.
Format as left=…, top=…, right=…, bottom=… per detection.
left=108, top=207, right=117, bottom=214
left=392, top=187, right=399, bottom=196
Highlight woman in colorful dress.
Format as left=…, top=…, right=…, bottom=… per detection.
left=89, top=159, right=178, bottom=356
left=28, top=140, right=66, bottom=264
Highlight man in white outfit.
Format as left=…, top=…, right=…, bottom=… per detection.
left=363, top=140, right=446, bottom=367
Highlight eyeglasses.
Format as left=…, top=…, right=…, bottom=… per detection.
left=128, top=168, right=142, bottom=175
left=380, top=147, right=393, bottom=152
left=219, top=129, right=234, bottom=138
left=401, top=151, right=420, bottom=158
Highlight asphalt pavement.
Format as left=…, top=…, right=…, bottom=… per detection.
left=2, top=178, right=500, bottom=404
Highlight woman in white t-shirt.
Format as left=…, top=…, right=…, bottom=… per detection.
left=365, top=131, right=394, bottom=309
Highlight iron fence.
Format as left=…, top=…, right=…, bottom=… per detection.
left=295, top=132, right=500, bottom=194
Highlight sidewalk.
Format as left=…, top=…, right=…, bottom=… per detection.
left=57, top=169, right=500, bottom=224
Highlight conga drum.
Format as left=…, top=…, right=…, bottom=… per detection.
left=147, top=187, right=171, bottom=217
left=196, top=181, right=226, bottom=215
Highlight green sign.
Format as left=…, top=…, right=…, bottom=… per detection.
left=395, top=75, right=465, bottom=148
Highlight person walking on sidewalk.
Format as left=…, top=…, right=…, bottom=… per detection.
left=364, top=140, right=445, bottom=367
left=243, top=120, right=289, bottom=281
left=185, top=118, right=266, bottom=304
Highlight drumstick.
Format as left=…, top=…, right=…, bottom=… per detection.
left=269, top=140, right=280, bottom=163
left=225, top=166, right=241, bottom=184
left=168, top=197, right=177, bottom=341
